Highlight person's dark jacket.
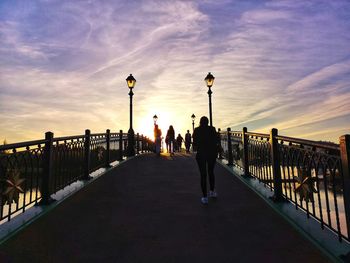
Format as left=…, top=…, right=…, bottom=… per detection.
left=166, top=129, right=175, bottom=141
left=185, top=133, right=191, bottom=144
left=193, top=126, right=219, bottom=159
left=176, top=135, right=183, bottom=144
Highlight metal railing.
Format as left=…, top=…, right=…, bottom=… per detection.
left=219, top=127, right=350, bottom=242
left=0, top=129, right=154, bottom=223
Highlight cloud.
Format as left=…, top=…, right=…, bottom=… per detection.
left=287, top=60, right=350, bottom=92
left=205, top=1, right=350, bottom=139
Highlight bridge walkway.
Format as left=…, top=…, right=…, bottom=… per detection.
left=0, top=153, right=329, bottom=262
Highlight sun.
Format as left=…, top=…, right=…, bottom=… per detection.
left=135, top=110, right=180, bottom=141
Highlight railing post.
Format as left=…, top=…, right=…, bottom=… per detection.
left=227, top=128, right=233, bottom=165
left=105, top=129, right=111, bottom=167
left=83, top=129, right=92, bottom=180
left=124, top=140, right=128, bottom=154
left=218, top=128, right=223, bottom=159
left=242, top=127, right=250, bottom=177
left=145, top=137, right=149, bottom=152
left=141, top=135, right=144, bottom=153
left=136, top=133, right=140, bottom=154
left=119, top=130, right=123, bottom=161
left=270, top=128, right=283, bottom=202
left=340, top=134, right=350, bottom=237
left=40, top=131, right=55, bottom=205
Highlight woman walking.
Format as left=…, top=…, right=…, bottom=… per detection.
left=166, top=125, right=175, bottom=155
left=193, top=116, right=220, bottom=205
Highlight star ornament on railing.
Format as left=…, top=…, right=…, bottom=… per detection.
left=2, top=169, right=25, bottom=205
left=294, top=168, right=317, bottom=202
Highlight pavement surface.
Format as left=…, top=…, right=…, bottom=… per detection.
left=0, top=153, right=330, bottom=262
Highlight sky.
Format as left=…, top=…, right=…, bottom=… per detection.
left=0, top=0, right=350, bottom=143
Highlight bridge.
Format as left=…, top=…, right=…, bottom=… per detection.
left=0, top=129, right=350, bottom=262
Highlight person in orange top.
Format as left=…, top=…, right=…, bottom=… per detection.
left=154, top=125, right=162, bottom=156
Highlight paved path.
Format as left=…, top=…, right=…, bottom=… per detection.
left=0, top=153, right=329, bottom=262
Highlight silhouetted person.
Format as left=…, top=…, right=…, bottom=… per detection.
left=166, top=125, right=175, bottom=155
left=174, top=140, right=178, bottom=152
left=165, top=135, right=170, bottom=153
left=176, top=134, right=184, bottom=152
left=154, top=124, right=162, bottom=156
left=193, top=116, right=220, bottom=205
left=185, top=130, right=192, bottom=153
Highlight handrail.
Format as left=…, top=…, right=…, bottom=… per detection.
left=90, top=133, right=107, bottom=137
left=276, top=135, right=340, bottom=151
left=0, top=139, right=47, bottom=151
left=220, top=130, right=241, bottom=134
left=220, top=130, right=340, bottom=151
left=230, top=131, right=242, bottom=137
left=246, top=132, right=269, bottom=138
left=53, top=135, right=85, bottom=142
left=0, top=133, right=131, bottom=146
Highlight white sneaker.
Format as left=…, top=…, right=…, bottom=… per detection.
left=209, top=191, right=217, bottom=198
left=201, top=197, right=208, bottom=205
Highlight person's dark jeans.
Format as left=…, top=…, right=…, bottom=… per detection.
left=196, top=155, right=216, bottom=197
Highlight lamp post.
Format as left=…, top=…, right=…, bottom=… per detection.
left=153, top=114, right=158, bottom=125
left=126, top=74, right=136, bottom=156
left=191, top=114, right=196, bottom=132
left=153, top=114, right=159, bottom=154
left=204, top=72, right=215, bottom=126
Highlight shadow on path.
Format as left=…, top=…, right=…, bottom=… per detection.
left=0, top=153, right=329, bottom=262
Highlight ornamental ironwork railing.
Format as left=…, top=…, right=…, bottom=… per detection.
left=219, top=128, right=350, bottom=242
left=0, top=129, right=154, bottom=223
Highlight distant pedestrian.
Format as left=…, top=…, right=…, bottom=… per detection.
left=166, top=125, right=175, bottom=154
left=154, top=125, right=162, bottom=156
left=174, top=140, right=178, bottom=152
left=193, top=116, right=220, bottom=205
left=176, top=134, right=184, bottom=152
left=165, top=135, right=170, bottom=153
left=185, top=130, right=192, bottom=153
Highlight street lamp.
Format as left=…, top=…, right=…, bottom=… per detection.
left=126, top=74, right=136, bottom=156
left=191, top=114, right=196, bottom=132
left=204, top=72, right=215, bottom=126
left=153, top=114, right=158, bottom=125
